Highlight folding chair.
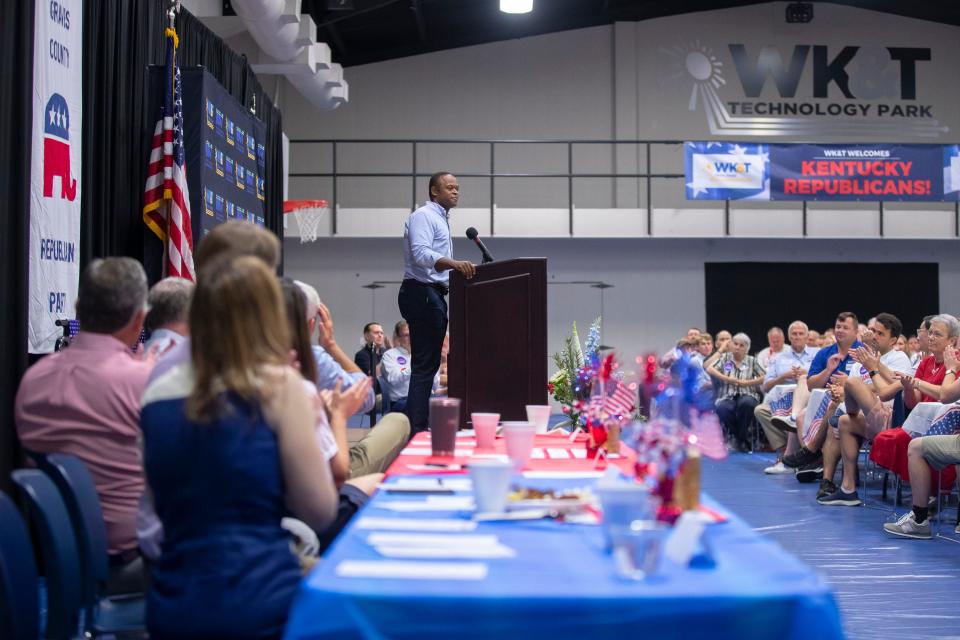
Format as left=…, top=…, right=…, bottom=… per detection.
left=0, top=491, right=40, bottom=640
left=11, top=469, right=83, bottom=640
left=44, top=454, right=146, bottom=637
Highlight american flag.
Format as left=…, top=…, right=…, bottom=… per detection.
left=802, top=393, right=831, bottom=447
left=587, top=381, right=637, bottom=419
left=769, top=391, right=794, bottom=417
left=143, top=27, right=195, bottom=280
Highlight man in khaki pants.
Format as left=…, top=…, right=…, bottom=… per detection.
left=755, top=321, right=818, bottom=475
left=295, top=280, right=410, bottom=476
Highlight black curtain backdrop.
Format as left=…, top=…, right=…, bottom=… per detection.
left=82, top=1, right=284, bottom=268
left=0, top=0, right=35, bottom=493
left=705, top=262, right=939, bottom=349
left=0, top=0, right=284, bottom=487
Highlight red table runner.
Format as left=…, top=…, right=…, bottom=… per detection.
left=386, top=430, right=638, bottom=476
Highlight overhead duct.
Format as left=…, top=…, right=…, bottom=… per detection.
left=230, top=0, right=348, bottom=110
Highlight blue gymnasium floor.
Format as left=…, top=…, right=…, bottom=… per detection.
left=702, top=452, right=960, bottom=640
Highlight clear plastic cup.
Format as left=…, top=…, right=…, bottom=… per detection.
left=429, top=397, right=461, bottom=456
left=471, top=412, right=500, bottom=450
left=468, top=459, right=514, bottom=515
left=596, top=482, right=665, bottom=580
left=525, top=405, right=552, bottom=434
left=501, top=422, right=536, bottom=470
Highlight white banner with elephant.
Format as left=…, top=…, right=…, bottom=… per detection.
left=28, top=0, right=82, bottom=353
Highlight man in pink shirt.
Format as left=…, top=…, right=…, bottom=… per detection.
left=16, top=257, right=152, bottom=590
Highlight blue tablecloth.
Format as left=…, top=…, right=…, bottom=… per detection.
left=284, top=476, right=843, bottom=640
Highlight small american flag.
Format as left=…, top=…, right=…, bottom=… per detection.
left=769, top=391, right=794, bottom=417
left=605, top=381, right=637, bottom=417
left=143, top=26, right=195, bottom=280
left=803, top=393, right=831, bottom=447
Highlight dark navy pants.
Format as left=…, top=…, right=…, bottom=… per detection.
left=397, top=279, right=448, bottom=434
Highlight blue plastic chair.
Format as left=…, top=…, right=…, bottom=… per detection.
left=45, top=454, right=145, bottom=637
left=0, top=490, right=40, bottom=640
left=11, top=469, right=82, bottom=640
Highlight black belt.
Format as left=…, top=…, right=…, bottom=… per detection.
left=404, top=278, right=448, bottom=297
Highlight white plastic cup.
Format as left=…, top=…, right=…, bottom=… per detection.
left=468, top=459, right=514, bottom=515
left=501, top=422, right=537, bottom=470
left=471, top=413, right=500, bottom=450
left=525, top=405, right=552, bottom=434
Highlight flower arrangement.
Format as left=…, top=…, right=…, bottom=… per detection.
left=548, top=318, right=601, bottom=431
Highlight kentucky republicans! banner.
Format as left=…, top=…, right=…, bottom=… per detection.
left=686, top=142, right=960, bottom=202
left=28, top=0, right=82, bottom=353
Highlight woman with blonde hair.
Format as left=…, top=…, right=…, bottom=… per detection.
left=141, top=256, right=338, bottom=639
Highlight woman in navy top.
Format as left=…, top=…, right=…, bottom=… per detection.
left=141, top=256, right=338, bottom=639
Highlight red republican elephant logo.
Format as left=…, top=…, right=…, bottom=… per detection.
left=43, top=93, right=77, bottom=201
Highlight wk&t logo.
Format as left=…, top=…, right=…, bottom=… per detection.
left=667, top=41, right=947, bottom=138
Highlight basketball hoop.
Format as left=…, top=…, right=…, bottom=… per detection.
left=283, top=199, right=329, bottom=243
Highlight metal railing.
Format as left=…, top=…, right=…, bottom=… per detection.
left=287, top=138, right=960, bottom=238
left=288, top=138, right=685, bottom=236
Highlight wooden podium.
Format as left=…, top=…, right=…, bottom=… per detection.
left=448, top=258, right=548, bottom=425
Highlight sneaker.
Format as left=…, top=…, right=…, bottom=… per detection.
left=883, top=511, right=932, bottom=539
left=795, top=459, right=824, bottom=483
left=817, top=487, right=862, bottom=506
left=782, top=446, right=818, bottom=469
left=816, top=478, right=838, bottom=499
left=955, top=523, right=960, bottom=535
left=764, top=460, right=793, bottom=475
left=770, top=415, right=798, bottom=433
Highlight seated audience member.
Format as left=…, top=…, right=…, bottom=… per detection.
left=295, top=280, right=410, bottom=476
left=883, top=434, right=960, bottom=539
left=906, top=333, right=922, bottom=367
left=144, top=277, right=193, bottom=353
left=149, top=220, right=281, bottom=384
left=354, top=322, right=386, bottom=395
left=894, top=335, right=906, bottom=352
left=698, top=333, right=714, bottom=358
left=820, top=328, right=835, bottom=347
left=869, top=314, right=957, bottom=488
left=141, top=256, right=339, bottom=640
left=707, top=332, right=765, bottom=451
left=436, top=334, right=450, bottom=395
left=281, top=279, right=381, bottom=552
left=782, top=312, right=863, bottom=476
left=16, top=258, right=152, bottom=593
left=818, top=313, right=913, bottom=505
left=381, top=321, right=415, bottom=412
left=754, top=321, right=818, bottom=474
left=715, top=330, right=732, bottom=352
left=756, top=326, right=786, bottom=369
left=686, top=327, right=701, bottom=339
left=806, top=330, right=820, bottom=348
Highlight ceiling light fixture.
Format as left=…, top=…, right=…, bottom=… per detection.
left=499, top=0, right=533, bottom=15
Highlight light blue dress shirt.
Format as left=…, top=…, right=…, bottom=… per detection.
left=403, top=201, right=451, bottom=285
left=312, top=345, right=376, bottom=414
left=763, top=346, right=819, bottom=386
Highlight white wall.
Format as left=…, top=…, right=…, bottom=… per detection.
left=284, top=236, right=960, bottom=373
left=277, top=2, right=960, bottom=233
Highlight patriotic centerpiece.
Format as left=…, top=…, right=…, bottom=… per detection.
left=578, top=353, right=638, bottom=459
left=548, top=318, right=602, bottom=432
left=624, top=353, right=726, bottom=521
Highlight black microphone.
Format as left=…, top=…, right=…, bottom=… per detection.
left=465, top=227, right=494, bottom=264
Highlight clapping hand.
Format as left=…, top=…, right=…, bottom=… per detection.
left=944, top=346, right=960, bottom=372
left=316, top=303, right=336, bottom=349
left=895, top=372, right=914, bottom=391
left=826, top=353, right=843, bottom=371
left=851, top=346, right=880, bottom=372
left=320, top=377, right=373, bottom=421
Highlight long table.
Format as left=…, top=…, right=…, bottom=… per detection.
left=284, top=466, right=844, bottom=639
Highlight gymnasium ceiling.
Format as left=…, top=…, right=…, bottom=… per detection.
left=289, top=0, right=960, bottom=67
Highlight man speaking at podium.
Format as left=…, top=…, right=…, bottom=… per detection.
left=398, top=172, right=476, bottom=434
